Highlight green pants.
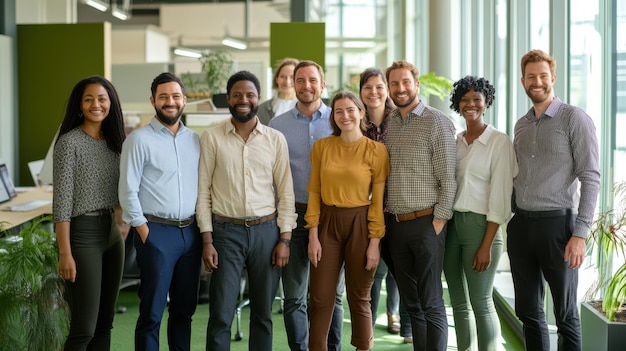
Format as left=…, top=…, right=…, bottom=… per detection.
left=443, top=211, right=503, bottom=351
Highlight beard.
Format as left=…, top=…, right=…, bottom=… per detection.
left=154, top=105, right=182, bottom=126
left=525, top=85, right=553, bottom=104
left=229, top=103, right=258, bottom=123
left=392, top=91, right=418, bottom=108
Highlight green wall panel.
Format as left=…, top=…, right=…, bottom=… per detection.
left=270, top=22, right=325, bottom=69
left=17, top=23, right=109, bottom=185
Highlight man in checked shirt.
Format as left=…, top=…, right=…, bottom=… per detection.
left=383, top=60, right=457, bottom=351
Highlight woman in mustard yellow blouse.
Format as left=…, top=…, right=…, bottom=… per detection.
left=306, top=90, right=390, bottom=351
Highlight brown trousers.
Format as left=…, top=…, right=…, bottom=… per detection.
left=309, top=204, right=375, bottom=351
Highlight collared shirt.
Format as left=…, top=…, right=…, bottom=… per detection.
left=269, top=103, right=332, bottom=204
left=384, top=102, right=457, bottom=220
left=513, top=97, right=600, bottom=238
left=119, top=117, right=200, bottom=227
left=196, top=118, right=297, bottom=233
left=453, top=125, right=518, bottom=225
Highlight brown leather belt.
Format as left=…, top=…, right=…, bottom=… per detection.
left=295, top=202, right=308, bottom=211
left=394, top=208, right=434, bottom=222
left=214, top=212, right=277, bottom=227
left=145, top=214, right=195, bottom=228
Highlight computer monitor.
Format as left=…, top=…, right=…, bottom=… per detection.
left=0, top=163, right=17, bottom=200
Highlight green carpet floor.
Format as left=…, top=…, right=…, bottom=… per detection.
left=110, top=284, right=523, bottom=350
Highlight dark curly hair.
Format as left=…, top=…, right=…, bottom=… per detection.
left=449, top=75, right=495, bottom=113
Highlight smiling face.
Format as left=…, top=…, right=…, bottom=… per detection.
left=332, top=97, right=364, bottom=134
left=360, top=75, right=388, bottom=111
left=522, top=60, right=555, bottom=105
left=276, top=64, right=295, bottom=96
left=458, top=87, right=487, bottom=123
left=151, top=81, right=186, bottom=126
left=387, top=68, right=419, bottom=108
left=294, top=65, right=325, bottom=106
left=81, top=83, right=110, bottom=125
left=227, top=80, right=259, bottom=123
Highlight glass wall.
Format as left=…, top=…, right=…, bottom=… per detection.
left=615, top=0, right=626, bottom=185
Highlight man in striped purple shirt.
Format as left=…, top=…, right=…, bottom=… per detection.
left=508, top=49, right=600, bottom=351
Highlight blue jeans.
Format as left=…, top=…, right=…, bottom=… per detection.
left=507, top=212, right=581, bottom=351
left=64, top=213, right=124, bottom=351
left=134, top=221, right=202, bottom=351
left=281, top=208, right=344, bottom=351
left=443, top=211, right=503, bottom=351
left=207, top=218, right=282, bottom=351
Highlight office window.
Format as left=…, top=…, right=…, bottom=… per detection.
left=494, top=0, right=509, bottom=132
left=323, top=0, right=389, bottom=92
left=569, top=0, right=602, bottom=137
left=530, top=0, right=550, bottom=51
left=615, top=0, right=626, bottom=184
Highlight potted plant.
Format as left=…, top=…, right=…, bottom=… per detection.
left=581, top=181, right=626, bottom=350
left=0, top=216, right=69, bottom=351
left=200, top=50, right=234, bottom=107
left=180, top=72, right=210, bottom=100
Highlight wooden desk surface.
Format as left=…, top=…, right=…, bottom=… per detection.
left=0, top=187, right=53, bottom=231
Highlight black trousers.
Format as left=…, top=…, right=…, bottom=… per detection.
left=387, top=214, right=448, bottom=351
left=64, top=213, right=124, bottom=351
left=507, top=212, right=581, bottom=351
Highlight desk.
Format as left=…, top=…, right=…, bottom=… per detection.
left=0, top=187, right=53, bottom=231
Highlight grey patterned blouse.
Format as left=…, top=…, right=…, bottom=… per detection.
left=53, top=127, right=120, bottom=222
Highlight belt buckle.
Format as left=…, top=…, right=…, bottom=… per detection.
left=395, top=213, right=399, bottom=222
left=244, top=218, right=253, bottom=227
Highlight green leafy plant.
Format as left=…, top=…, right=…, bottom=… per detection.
left=0, top=216, right=69, bottom=350
left=418, top=72, right=453, bottom=101
left=585, top=181, right=626, bottom=321
left=180, top=72, right=209, bottom=99
left=200, top=50, right=234, bottom=96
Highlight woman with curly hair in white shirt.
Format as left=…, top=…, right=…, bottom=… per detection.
left=443, top=75, right=518, bottom=351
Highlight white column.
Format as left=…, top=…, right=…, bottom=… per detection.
left=427, top=0, right=458, bottom=113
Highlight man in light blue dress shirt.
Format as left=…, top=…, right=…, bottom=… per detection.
left=119, top=72, right=202, bottom=351
left=269, top=60, right=345, bottom=351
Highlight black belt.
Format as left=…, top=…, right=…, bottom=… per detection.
left=394, top=208, right=434, bottom=222
left=214, top=212, right=277, bottom=227
left=295, top=202, right=308, bottom=211
left=145, top=214, right=195, bottom=228
left=83, top=209, right=112, bottom=216
left=515, top=208, right=573, bottom=218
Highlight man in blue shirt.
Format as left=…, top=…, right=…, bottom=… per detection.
left=269, top=60, right=345, bottom=351
left=119, top=72, right=202, bottom=351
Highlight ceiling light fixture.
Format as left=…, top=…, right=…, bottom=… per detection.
left=222, top=36, right=247, bottom=50
left=173, top=48, right=203, bottom=59
left=112, top=6, right=130, bottom=20
left=83, top=0, right=109, bottom=12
